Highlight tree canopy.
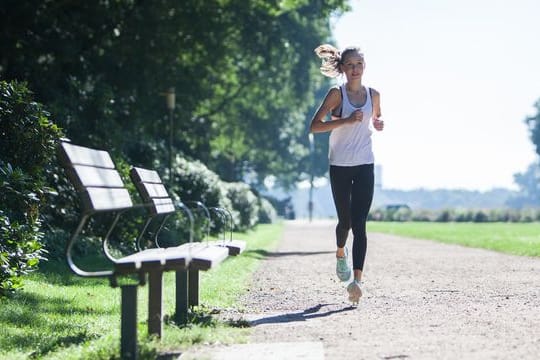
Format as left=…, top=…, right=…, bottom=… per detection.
left=0, top=0, right=348, bottom=189
left=526, top=99, right=540, bottom=160
left=511, top=99, right=540, bottom=207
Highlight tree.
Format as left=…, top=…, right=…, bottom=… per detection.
left=509, top=99, right=540, bottom=207
left=526, top=99, right=540, bottom=158
left=507, top=162, right=540, bottom=208
left=0, top=0, right=349, bottom=189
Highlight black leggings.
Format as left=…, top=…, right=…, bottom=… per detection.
left=329, top=164, right=374, bottom=271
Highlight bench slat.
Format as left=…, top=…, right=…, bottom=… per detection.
left=189, top=245, right=229, bottom=271
left=61, top=142, right=115, bottom=168
left=154, top=202, right=175, bottom=214
left=139, top=197, right=175, bottom=215
left=142, top=183, right=169, bottom=199
left=208, top=239, right=247, bottom=256
left=82, top=187, right=133, bottom=211
left=115, top=247, right=191, bottom=273
left=227, top=239, right=246, bottom=255
left=69, top=165, right=124, bottom=188
left=131, top=167, right=163, bottom=184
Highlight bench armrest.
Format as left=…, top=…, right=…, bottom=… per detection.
left=66, top=213, right=114, bottom=278
left=183, top=200, right=212, bottom=243
left=66, top=203, right=152, bottom=278
left=141, top=201, right=194, bottom=249
left=209, top=206, right=235, bottom=242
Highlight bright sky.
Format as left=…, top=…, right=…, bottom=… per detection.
left=331, top=0, right=540, bottom=191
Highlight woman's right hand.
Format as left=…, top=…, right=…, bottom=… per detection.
left=347, top=110, right=363, bottom=124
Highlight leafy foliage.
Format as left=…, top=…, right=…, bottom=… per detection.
left=0, top=1, right=350, bottom=291
left=0, top=80, right=63, bottom=295
left=224, top=182, right=260, bottom=231
left=169, top=155, right=236, bottom=240
left=508, top=162, right=540, bottom=208
left=526, top=99, right=540, bottom=159
left=0, top=0, right=348, bottom=190
left=258, top=197, right=278, bottom=224
left=510, top=99, right=540, bottom=207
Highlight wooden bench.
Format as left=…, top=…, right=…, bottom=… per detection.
left=57, top=141, right=229, bottom=359
left=129, top=167, right=246, bottom=304
left=130, top=166, right=246, bottom=255
left=207, top=206, right=247, bottom=256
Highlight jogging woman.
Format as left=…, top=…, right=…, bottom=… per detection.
left=309, top=44, right=384, bottom=305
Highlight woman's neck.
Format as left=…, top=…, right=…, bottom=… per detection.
left=345, top=80, right=363, bottom=93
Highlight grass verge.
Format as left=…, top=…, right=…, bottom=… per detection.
left=0, top=223, right=283, bottom=360
left=367, top=221, right=540, bottom=257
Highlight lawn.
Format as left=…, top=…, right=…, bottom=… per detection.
left=0, top=223, right=284, bottom=360
left=367, top=221, right=540, bottom=257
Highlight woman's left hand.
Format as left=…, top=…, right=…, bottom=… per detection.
left=373, top=118, right=384, bottom=131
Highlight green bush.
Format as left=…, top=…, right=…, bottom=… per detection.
left=0, top=82, right=62, bottom=177
left=368, top=207, right=540, bottom=223
left=435, top=209, right=453, bottom=222
left=168, top=156, right=233, bottom=241
left=258, top=197, right=277, bottom=224
left=171, top=155, right=226, bottom=206
left=410, top=210, right=434, bottom=222
left=224, top=182, right=260, bottom=231
left=392, top=207, right=413, bottom=222
left=0, top=168, right=45, bottom=294
left=0, top=80, right=63, bottom=295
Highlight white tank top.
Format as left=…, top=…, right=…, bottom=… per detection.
left=328, top=84, right=374, bottom=166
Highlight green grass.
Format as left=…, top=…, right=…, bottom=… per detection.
left=0, top=223, right=283, bottom=360
left=368, top=221, right=540, bottom=257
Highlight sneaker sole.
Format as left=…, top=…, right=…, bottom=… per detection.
left=347, top=284, right=362, bottom=305
left=337, top=271, right=351, bottom=282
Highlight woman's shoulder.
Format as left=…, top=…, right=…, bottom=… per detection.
left=328, top=85, right=342, bottom=97
left=323, top=85, right=341, bottom=98
left=367, top=86, right=380, bottom=96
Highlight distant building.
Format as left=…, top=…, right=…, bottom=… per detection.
left=375, top=164, right=382, bottom=190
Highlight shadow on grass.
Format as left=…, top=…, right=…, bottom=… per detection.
left=233, top=303, right=356, bottom=327
left=0, top=290, right=112, bottom=356
left=2, top=289, right=114, bottom=324
left=23, top=331, right=99, bottom=359
left=32, top=255, right=114, bottom=287
left=165, top=305, right=223, bottom=329
left=242, top=249, right=334, bottom=259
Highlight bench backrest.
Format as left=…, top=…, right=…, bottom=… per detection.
left=129, top=167, right=175, bottom=215
left=58, top=141, right=133, bottom=213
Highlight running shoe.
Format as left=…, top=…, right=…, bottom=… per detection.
left=336, top=249, right=351, bottom=282
left=347, top=280, right=362, bottom=305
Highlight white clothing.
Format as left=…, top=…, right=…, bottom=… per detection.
left=328, top=85, right=374, bottom=166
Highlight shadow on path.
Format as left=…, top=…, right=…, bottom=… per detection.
left=249, top=303, right=355, bottom=326
left=243, top=249, right=334, bottom=259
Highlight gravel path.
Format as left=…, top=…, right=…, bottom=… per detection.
left=181, top=219, right=540, bottom=360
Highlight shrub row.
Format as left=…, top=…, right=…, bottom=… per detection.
left=1, top=80, right=277, bottom=295
left=0, top=81, right=63, bottom=295
left=171, top=156, right=276, bottom=232
left=369, top=206, right=540, bottom=223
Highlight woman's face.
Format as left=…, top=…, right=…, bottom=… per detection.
left=340, top=52, right=365, bottom=81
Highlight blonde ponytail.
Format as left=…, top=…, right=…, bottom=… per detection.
left=314, top=44, right=364, bottom=78
left=314, top=44, right=342, bottom=78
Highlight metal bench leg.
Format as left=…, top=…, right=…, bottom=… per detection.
left=148, top=271, right=163, bottom=337
left=188, top=269, right=199, bottom=307
left=175, top=270, right=189, bottom=324
left=121, top=284, right=138, bottom=360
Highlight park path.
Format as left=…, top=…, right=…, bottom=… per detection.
left=180, top=219, right=540, bottom=360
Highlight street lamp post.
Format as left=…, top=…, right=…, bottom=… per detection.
left=165, top=87, right=175, bottom=185
left=308, top=133, right=315, bottom=222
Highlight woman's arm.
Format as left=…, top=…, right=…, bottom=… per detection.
left=309, top=88, right=361, bottom=133
left=371, top=88, right=384, bottom=131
